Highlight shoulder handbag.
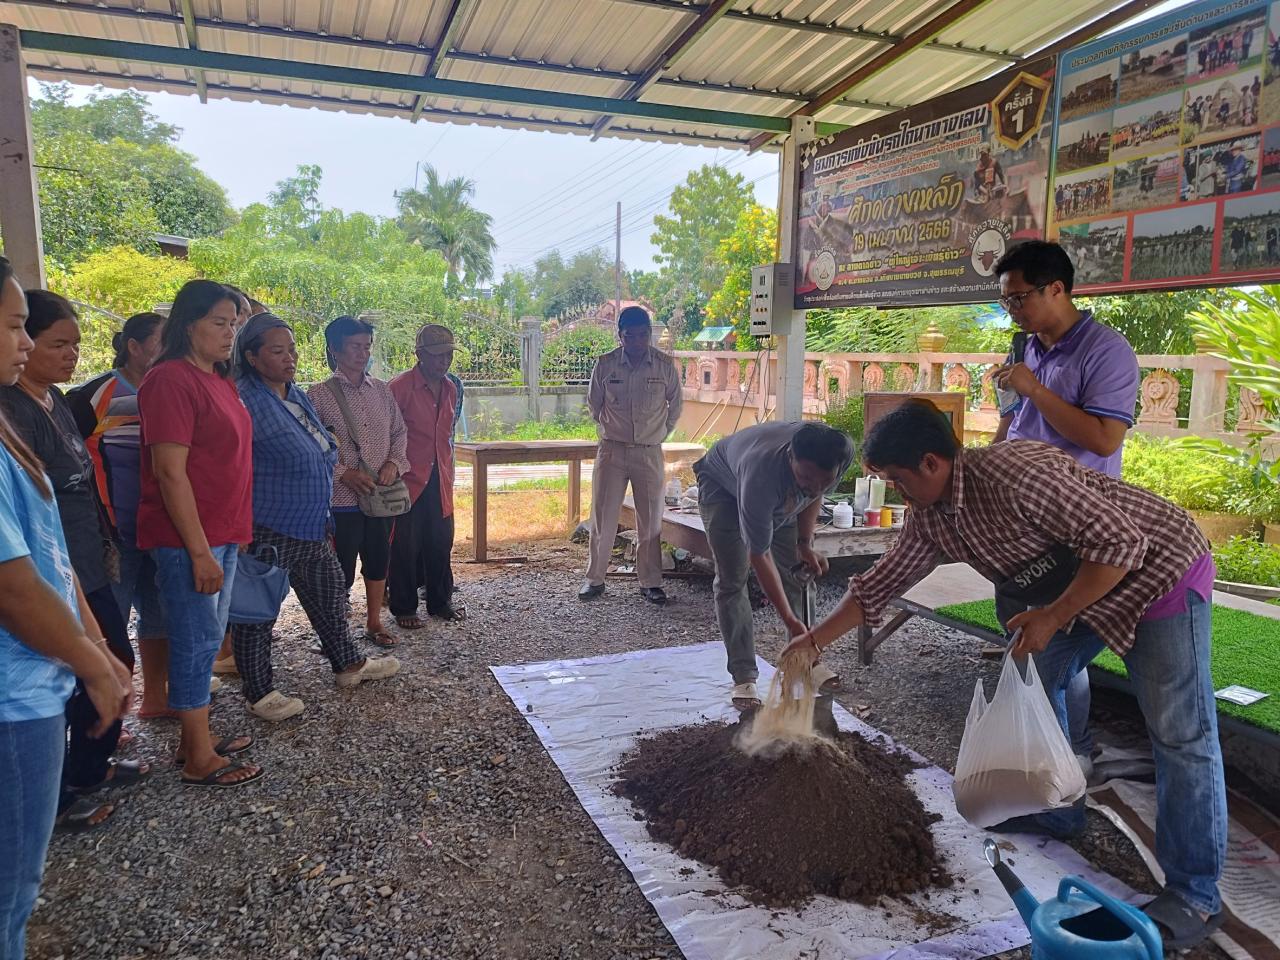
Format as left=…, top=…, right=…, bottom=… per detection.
left=228, top=545, right=292, bottom=625
left=325, top=379, right=411, bottom=518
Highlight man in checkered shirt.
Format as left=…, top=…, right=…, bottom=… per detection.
left=786, top=402, right=1226, bottom=949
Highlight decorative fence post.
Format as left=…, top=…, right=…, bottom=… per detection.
left=916, top=323, right=947, bottom=390
left=520, top=316, right=543, bottom=422
left=1187, top=333, right=1228, bottom=437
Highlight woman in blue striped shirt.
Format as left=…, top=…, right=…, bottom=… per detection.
left=230, top=313, right=400, bottom=721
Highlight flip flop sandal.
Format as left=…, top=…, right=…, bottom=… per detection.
left=116, top=728, right=135, bottom=749
left=72, top=759, right=152, bottom=795
left=56, top=797, right=115, bottom=833
left=1142, top=889, right=1225, bottom=950
left=364, top=630, right=398, bottom=648
left=174, top=734, right=254, bottom=767
left=732, top=681, right=762, bottom=710
left=395, top=616, right=425, bottom=630
left=181, top=760, right=266, bottom=788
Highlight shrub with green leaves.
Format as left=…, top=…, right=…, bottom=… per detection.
left=1212, top=536, right=1280, bottom=587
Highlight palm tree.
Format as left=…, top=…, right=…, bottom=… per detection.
left=396, top=165, right=496, bottom=286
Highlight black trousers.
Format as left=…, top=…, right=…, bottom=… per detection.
left=332, top=511, right=394, bottom=587
left=388, top=467, right=454, bottom=618
left=62, top=585, right=134, bottom=806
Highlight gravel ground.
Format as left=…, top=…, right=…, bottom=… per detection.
left=29, top=540, right=1236, bottom=960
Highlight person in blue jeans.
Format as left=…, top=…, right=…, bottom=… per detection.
left=0, top=256, right=131, bottom=960
left=992, top=240, right=1141, bottom=775
left=786, top=402, right=1227, bottom=952
left=136, top=280, right=263, bottom=787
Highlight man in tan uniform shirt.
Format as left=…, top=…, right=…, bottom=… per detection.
left=580, top=306, right=683, bottom=604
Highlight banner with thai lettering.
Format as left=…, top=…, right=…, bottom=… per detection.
left=792, top=58, right=1055, bottom=308
left=1049, top=0, right=1280, bottom=291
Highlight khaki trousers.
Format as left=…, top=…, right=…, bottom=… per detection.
left=586, top=440, right=665, bottom=588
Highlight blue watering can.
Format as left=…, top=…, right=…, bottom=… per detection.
left=983, top=839, right=1163, bottom=960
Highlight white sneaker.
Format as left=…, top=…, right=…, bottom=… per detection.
left=731, top=681, right=760, bottom=708
left=335, top=656, right=401, bottom=689
left=210, top=676, right=223, bottom=695
left=248, top=690, right=305, bottom=722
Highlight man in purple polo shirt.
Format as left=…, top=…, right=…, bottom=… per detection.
left=990, top=240, right=1140, bottom=774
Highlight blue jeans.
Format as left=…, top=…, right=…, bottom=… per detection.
left=1035, top=592, right=1226, bottom=915
left=152, top=545, right=238, bottom=711
left=0, top=715, right=64, bottom=960
left=112, top=539, right=166, bottom=639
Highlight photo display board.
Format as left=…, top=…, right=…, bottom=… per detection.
left=1050, top=0, right=1280, bottom=291
left=793, top=58, right=1055, bottom=309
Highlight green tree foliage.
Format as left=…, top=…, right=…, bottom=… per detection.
left=705, top=204, right=777, bottom=348
left=395, top=165, right=496, bottom=286
left=541, top=324, right=617, bottom=381
left=1086, top=288, right=1238, bottom=354
left=49, top=246, right=197, bottom=374
left=26, top=84, right=232, bottom=268
left=532, top=248, right=624, bottom=320
left=493, top=268, right=535, bottom=321
left=648, top=165, right=757, bottom=336
left=189, top=167, right=464, bottom=381
left=805, top=304, right=1006, bottom=354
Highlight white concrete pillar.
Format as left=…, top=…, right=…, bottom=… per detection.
left=774, top=115, right=814, bottom=422
left=0, top=25, right=45, bottom=288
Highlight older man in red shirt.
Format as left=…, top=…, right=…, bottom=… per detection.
left=388, top=324, right=461, bottom=628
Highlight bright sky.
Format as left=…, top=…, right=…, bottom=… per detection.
left=31, top=77, right=779, bottom=278
left=29, top=0, right=1190, bottom=281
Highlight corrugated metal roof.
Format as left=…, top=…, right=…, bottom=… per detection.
left=2, top=0, right=1147, bottom=148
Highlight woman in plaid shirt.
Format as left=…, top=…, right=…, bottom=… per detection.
left=787, top=401, right=1226, bottom=950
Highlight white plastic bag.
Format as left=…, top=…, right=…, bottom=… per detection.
left=951, top=652, right=1087, bottom=828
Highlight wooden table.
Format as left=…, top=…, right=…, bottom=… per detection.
left=619, top=495, right=900, bottom=560
left=455, top=440, right=706, bottom=561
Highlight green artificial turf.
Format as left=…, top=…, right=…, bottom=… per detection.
left=935, top=599, right=1280, bottom=734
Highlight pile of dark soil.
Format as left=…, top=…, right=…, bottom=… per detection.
left=613, top=720, right=952, bottom=906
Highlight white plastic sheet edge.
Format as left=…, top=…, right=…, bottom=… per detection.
left=492, top=641, right=1141, bottom=960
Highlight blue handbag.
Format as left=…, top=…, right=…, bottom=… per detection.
left=228, top=545, right=291, bottom=625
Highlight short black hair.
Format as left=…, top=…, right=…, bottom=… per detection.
left=25, top=289, right=78, bottom=338
left=993, top=240, right=1075, bottom=295
left=862, top=401, right=958, bottom=470
left=324, top=315, right=375, bottom=371
left=789, top=422, right=853, bottom=472
left=618, top=305, right=650, bottom=330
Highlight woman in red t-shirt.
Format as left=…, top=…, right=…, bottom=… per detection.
left=137, top=280, right=263, bottom=787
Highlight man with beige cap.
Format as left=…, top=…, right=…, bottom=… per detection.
left=580, top=306, right=682, bottom=604
left=388, top=324, right=462, bottom=628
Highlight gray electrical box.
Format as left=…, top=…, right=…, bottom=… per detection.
left=749, top=263, right=794, bottom=337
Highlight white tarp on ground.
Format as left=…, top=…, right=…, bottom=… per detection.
left=1087, top=744, right=1280, bottom=960
left=491, top=642, right=1140, bottom=960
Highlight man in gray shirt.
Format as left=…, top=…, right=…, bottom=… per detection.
left=694, top=421, right=854, bottom=706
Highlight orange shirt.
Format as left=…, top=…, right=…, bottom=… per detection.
left=388, top=366, right=459, bottom=515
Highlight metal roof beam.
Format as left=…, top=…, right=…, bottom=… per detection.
left=18, top=29, right=850, bottom=137
left=176, top=0, right=207, bottom=103
left=413, top=0, right=480, bottom=121
left=27, top=62, right=764, bottom=149
left=591, top=0, right=734, bottom=139
left=606, top=0, right=1020, bottom=63
left=747, top=0, right=997, bottom=151
left=2, top=0, right=901, bottom=114
left=1007, top=0, right=1170, bottom=65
